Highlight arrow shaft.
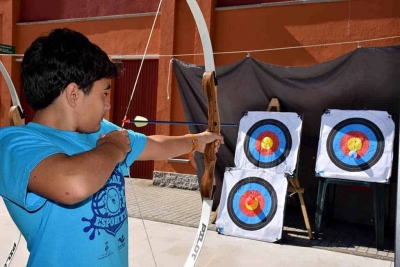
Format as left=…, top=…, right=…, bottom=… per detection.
left=123, top=119, right=236, bottom=127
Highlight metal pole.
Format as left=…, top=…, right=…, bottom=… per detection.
left=395, top=111, right=400, bottom=266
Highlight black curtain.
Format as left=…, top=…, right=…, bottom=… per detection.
left=173, top=46, right=400, bottom=226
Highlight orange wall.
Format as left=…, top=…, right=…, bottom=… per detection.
left=16, top=18, right=161, bottom=56
left=20, top=0, right=159, bottom=22
left=1, top=0, right=399, bottom=176
left=212, top=0, right=400, bottom=65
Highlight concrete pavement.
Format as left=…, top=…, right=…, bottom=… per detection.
left=125, top=178, right=395, bottom=261
left=0, top=180, right=395, bottom=267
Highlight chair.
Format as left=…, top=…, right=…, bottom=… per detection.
left=314, top=178, right=386, bottom=250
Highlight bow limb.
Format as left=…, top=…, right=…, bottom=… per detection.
left=0, top=60, right=25, bottom=126
left=0, top=59, right=24, bottom=267
left=184, top=1, right=220, bottom=266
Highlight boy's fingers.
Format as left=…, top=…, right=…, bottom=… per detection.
left=119, top=129, right=128, bottom=136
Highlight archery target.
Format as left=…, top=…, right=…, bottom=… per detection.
left=235, top=111, right=302, bottom=173
left=216, top=168, right=288, bottom=243
left=316, top=110, right=394, bottom=183
left=228, top=177, right=278, bottom=231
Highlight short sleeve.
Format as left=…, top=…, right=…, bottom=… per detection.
left=0, top=127, right=64, bottom=211
left=99, top=120, right=147, bottom=173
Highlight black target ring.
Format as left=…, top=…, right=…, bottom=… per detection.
left=327, top=118, right=385, bottom=172
left=227, top=177, right=278, bottom=231
left=244, top=119, right=292, bottom=168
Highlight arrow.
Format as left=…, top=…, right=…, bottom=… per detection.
left=122, top=116, right=237, bottom=128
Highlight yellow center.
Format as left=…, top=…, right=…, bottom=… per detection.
left=347, top=137, right=362, bottom=151
left=261, top=137, right=273, bottom=150
left=245, top=197, right=259, bottom=211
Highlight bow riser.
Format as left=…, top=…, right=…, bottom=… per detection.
left=200, top=71, right=220, bottom=200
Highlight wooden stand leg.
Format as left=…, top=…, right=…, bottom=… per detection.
left=298, top=193, right=313, bottom=239
left=268, top=99, right=313, bottom=239
left=211, top=206, right=219, bottom=224
left=291, top=177, right=313, bottom=239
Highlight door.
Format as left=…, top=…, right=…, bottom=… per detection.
left=112, top=59, right=159, bottom=179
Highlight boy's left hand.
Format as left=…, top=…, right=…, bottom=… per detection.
left=195, top=131, right=224, bottom=153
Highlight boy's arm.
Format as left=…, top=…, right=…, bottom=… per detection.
left=137, top=131, right=224, bottom=161
left=28, top=130, right=131, bottom=205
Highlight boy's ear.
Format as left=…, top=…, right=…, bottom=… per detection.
left=64, top=82, right=80, bottom=107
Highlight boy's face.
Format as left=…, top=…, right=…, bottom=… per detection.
left=76, top=78, right=111, bottom=133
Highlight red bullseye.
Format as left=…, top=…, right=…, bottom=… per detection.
left=255, top=131, right=279, bottom=156
left=246, top=197, right=255, bottom=206
left=340, top=131, right=369, bottom=158
left=239, top=191, right=264, bottom=216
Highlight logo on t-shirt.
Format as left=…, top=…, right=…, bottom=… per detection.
left=118, top=234, right=126, bottom=250
left=98, top=241, right=114, bottom=260
left=82, top=168, right=127, bottom=240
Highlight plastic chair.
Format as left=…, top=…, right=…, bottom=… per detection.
left=314, top=177, right=386, bottom=250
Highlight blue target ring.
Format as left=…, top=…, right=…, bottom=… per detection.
left=244, top=119, right=291, bottom=168
left=227, top=177, right=277, bottom=231
left=331, top=124, right=377, bottom=166
left=327, top=118, right=384, bottom=171
left=248, top=124, right=286, bottom=163
left=232, top=183, right=273, bottom=225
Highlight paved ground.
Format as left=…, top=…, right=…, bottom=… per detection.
left=125, top=178, right=395, bottom=262
left=0, top=178, right=395, bottom=267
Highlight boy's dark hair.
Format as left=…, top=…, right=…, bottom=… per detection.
left=21, top=28, right=119, bottom=111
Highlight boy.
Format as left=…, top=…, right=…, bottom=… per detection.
left=0, top=28, right=223, bottom=267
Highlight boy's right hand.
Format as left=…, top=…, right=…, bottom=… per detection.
left=97, top=129, right=131, bottom=161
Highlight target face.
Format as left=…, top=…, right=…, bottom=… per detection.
left=327, top=118, right=384, bottom=172
left=244, top=119, right=292, bottom=168
left=227, top=177, right=277, bottom=231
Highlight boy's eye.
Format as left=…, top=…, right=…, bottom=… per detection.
left=104, top=92, right=109, bottom=97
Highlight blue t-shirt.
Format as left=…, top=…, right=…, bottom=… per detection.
left=0, top=119, right=147, bottom=267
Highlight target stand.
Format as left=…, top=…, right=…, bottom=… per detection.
left=314, top=109, right=395, bottom=250
left=212, top=99, right=313, bottom=240
left=265, top=99, right=313, bottom=239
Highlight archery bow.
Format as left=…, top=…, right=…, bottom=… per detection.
left=114, top=1, right=218, bottom=265
left=0, top=59, right=25, bottom=267
left=184, top=1, right=220, bottom=266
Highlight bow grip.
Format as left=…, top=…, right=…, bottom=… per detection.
left=200, top=71, right=220, bottom=200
